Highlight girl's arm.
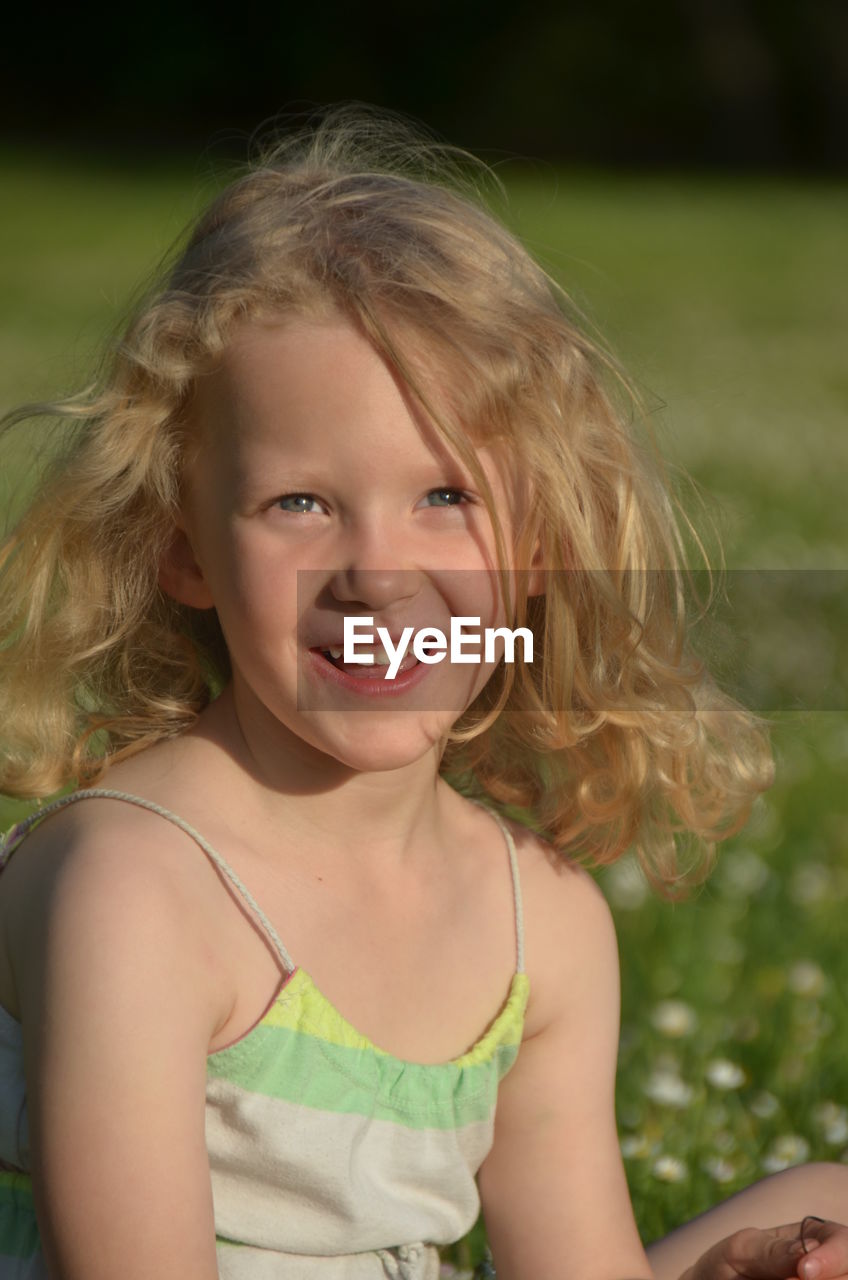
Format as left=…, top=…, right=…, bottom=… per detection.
left=477, top=857, right=652, bottom=1280
left=11, top=820, right=224, bottom=1280
left=476, top=855, right=848, bottom=1280
left=648, top=1166, right=848, bottom=1280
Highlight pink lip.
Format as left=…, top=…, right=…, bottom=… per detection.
left=305, top=648, right=430, bottom=697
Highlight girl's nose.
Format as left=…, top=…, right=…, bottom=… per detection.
left=328, top=564, right=421, bottom=611
left=326, top=512, right=429, bottom=610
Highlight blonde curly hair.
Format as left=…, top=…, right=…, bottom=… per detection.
left=0, top=108, right=772, bottom=888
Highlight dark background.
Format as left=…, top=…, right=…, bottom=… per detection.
left=4, top=0, right=847, bottom=170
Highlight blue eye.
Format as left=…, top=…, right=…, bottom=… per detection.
left=424, top=488, right=468, bottom=507
left=276, top=494, right=322, bottom=514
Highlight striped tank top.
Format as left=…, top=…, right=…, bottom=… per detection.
left=0, top=789, right=529, bottom=1279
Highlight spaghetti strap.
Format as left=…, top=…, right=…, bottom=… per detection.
left=471, top=800, right=526, bottom=975
left=0, top=788, right=296, bottom=973
left=1, top=789, right=526, bottom=979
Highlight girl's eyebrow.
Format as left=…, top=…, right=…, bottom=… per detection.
left=236, top=457, right=477, bottom=489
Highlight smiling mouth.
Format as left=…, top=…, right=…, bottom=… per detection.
left=313, top=645, right=420, bottom=678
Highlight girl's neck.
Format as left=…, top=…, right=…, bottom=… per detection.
left=184, top=683, right=455, bottom=869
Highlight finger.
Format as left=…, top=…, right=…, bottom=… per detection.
left=719, top=1227, right=804, bottom=1279
left=796, top=1222, right=848, bottom=1280
left=732, top=1219, right=848, bottom=1280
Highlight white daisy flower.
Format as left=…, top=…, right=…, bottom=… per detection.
left=652, top=1154, right=688, bottom=1183
left=812, top=1103, right=848, bottom=1146
left=644, top=1069, right=694, bottom=1109
left=705, top=1058, right=746, bottom=1091
left=762, top=1134, right=810, bottom=1173
left=651, top=1000, right=698, bottom=1038
left=787, top=959, right=827, bottom=997
left=703, top=1155, right=737, bottom=1184
left=621, top=1133, right=653, bottom=1159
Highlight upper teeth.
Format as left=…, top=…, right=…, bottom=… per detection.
left=324, top=644, right=407, bottom=666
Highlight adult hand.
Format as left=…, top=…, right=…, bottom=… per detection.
left=682, top=1218, right=848, bottom=1280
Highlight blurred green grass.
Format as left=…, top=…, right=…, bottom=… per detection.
left=1, top=149, right=846, bottom=1259
left=504, top=168, right=848, bottom=569
left=607, top=715, right=848, bottom=1244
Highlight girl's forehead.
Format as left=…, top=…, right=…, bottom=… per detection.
left=217, top=312, right=450, bottom=400
left=210, top=315, right=412, bottom=413
left=198, top=315, right=509, bottom=469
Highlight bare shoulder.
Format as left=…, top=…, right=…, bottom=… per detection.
left=0, top=795, right=230, bottom=1038
left=504, top=819, right=619, bottom=1036
left=1, top=794, right=213, bottom=925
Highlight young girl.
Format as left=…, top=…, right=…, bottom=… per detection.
left=0, top=110, right=846, bottom=1280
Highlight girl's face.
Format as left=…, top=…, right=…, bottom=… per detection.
left=166, top=315, right=530, bottom=776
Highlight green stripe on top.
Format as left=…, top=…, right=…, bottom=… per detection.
left=263, top=970, right=527, bottom=1060
left=207, top=970, right=529, bottom=1130
left=0, top=1173, right=41, bottom=1260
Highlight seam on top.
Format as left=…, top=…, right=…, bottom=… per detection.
left=212, top=979, right=525, bottom=1119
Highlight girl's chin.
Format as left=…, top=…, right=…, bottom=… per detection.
left=226, top=671, right=471, bottom=772
left=301, top=718, right=452, bottom=774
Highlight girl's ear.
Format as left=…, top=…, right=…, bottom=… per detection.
left=525, top=527, right=550, bottom=596
left=526, top=534, right=546, bottom=598
left=158, top=524, right=216, bottom=609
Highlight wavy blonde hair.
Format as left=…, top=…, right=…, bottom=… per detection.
left=0, top=108, right=771, bottom=888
